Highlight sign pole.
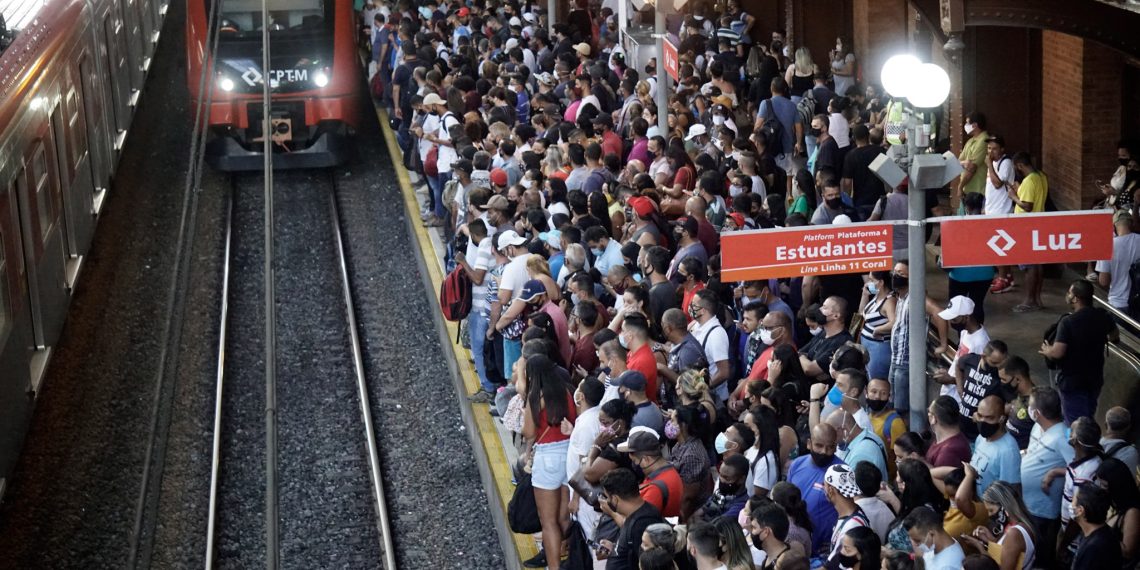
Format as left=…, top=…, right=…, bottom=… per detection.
left=907, top=186, right=928, bottom=430
left=548, top=0, right=557, bottom=27
left=655, top=10, right=668, bottom=135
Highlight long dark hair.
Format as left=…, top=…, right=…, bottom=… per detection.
left=526, top=354, right=571, bottom=427
left=772, top=481, right=813, bottom=533
left=1095, top=457, right=1140, bottom=513
left=794, top=169, right=817, bottom=211
left=761, top=386, right=796, bottom=429
left=749, top=405, right=782, bottom=480
left=770, top=344, right=809, bottom=398
left=587, top=191, right=613, bottom=236
left=897, top=458, right=950, bottom=517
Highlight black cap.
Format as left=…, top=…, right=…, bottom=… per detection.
left=985, top=135, right=1005, bottom=147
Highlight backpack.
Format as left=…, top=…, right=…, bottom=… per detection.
left=796, top=90, right=817, bottom=134
left=1127, top=258, right=1140, bottom=319
left=439, top=266, right=472, bottom=324
left=1043, top=313, right=1070, bottom=370
left=759, top=99, right=788, bottom=155
left=441, top=177, right=461, bottom=216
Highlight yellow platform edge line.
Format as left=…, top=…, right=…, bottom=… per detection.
left=372, top=104, right=539, bottom=562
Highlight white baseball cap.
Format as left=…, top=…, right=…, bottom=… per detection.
left=505, top=38, right=519, bottom=51
left=509, top=16, right=522, bottom=27
left=938, top=295, right=976, bottom=321
left=685, top=123, right=707, bottom=141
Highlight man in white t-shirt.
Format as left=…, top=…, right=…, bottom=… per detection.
left=567, top=378, right=604, bottom=540
left=904, top=506, right=966, bottom=570
left=689, top=289, right=732, bottom=402
left=1096, top=209, right=1140, bottom=311
left=983, top=136, right=1016, bottom=215
left=456, top=219, right=496, bottom=401
left=493, top=230, right=532, bottom=374
left=935, top=296, right=989, bottom=402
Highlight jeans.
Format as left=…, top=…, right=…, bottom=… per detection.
left=426, top=173, right=440, bottom=214
left=503, top=338, right=522, bottom=381
left=888, top=360, right=909, bottom=416
left=468, top=310, right=493, bottom=392
left=805, top=134, right=818, bottom=164
left=1058, top=382, right=1100, bottom=424
left=863, top=337, right=891, bottom=379
left=435, top=170, right=451, bottom=219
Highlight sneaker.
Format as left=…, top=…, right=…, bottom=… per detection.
left=1013, top=303, right=1042, bottom=313
left=523, top=550, right=547, bottom=568
left=467, top=389, right=495, bottom=403
left=990, top=277, right=1015, bottom=294
left=423, top=216, right=444, bottom=227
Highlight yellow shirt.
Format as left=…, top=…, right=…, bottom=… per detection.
left=944, top=499, right=990, bottom=539
left=870, top=409, right=907, bottom=480
left=1015, top=171, right=1048, bottom=213
left=960, top=132, right=989, bottom=195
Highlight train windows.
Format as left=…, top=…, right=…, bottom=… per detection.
left=66, top=69, right=88, bottom=173
left=214, top=0, right=329, bottom=37
left=31, top=144, right=55, bottom=240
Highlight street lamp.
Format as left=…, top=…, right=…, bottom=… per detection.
left=876, top=56, right=957, bottom=429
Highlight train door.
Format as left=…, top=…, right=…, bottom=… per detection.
left=120, top=0, right=146, bottom=92
left=0, top=178, right=34, bottom=480
left=15, top=130, right=70, bottom=362
left=52, top=87, right=96, bottom=288
left=134, top=0, right=156, bottom=63
left=78, top=54, right=112, bottom=209
left=103, top=8, right=132, bottom=135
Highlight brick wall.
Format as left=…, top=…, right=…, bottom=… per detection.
left=852, top=0, right=908, bottom=86
left=1041, top=31, right=1122, bottom=210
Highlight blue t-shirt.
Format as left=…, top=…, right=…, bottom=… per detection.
left=757, top=95, right=797, bottom=155
left=1020, top=422, right=1073, bottom=518
left=972, top=431, right=1021, bottom=496
left=592, top=239, right=625, bottom=277
left=549, top=252, right=565, bottom=281
left=947, top=265, right=996, bottom=283
left=841, top=430, right=888, bottom=482
left=786, top=454, right=845, bottom=556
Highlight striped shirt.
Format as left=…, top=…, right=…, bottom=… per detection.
left=861, top=294, right=891, bottom=341
left=890, top=293, right=910, bottom=367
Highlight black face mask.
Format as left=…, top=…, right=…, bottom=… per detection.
left=719, top=481, right=742, bottom=496
left=978, top=420, right=1001, bottom=439
left=835, top=552, right=859, bottom=568
left=825, top=197, right=843, bottom=210
left=951, top=321, right=967, bottom=332
left=631, top=461, right=646, bottom=482
left=810, top=451, right=833, bottom=468
left=866, top=398, right=889, bottom=413
left=1120, top=158, right=1130, bottom=167
left=810, top=127, right=822, bottom=137
left=891, top=273, right=908, bottom=290
left=750, top=531, right=765, bottom=550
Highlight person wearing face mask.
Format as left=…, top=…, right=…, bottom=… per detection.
left=584, top=225, right=625, bottom=278
left=1008, top=152, right=1049, bottom=311
left=1051, top=417, right=1105, bottom=557
left=715, top=422, right=757, bottom=479
left=968, top=395, right=1022, bottom=498
left=614, top=370, right=663, bottom=436
left=668, top=220, right=710, bottom=286
left=822, top=388, right=888, bottom=482
left=885, top=262, right=913, bottom=415
left=597, top=467, right=668, bottom=570
left=566, top=378, right=605, bottom=540
left=997, top=356, right=1035, bottom=449
left=684, top=195, right=721, bottom=257
left=1040, top=279, right=1118, bottom=422
left=1070, top=482, right=1124, bottom=568
left=957, top=480, right=1036, bottom=570
left=811, top=178, right=855, bottom=225
left=956, top=111, right=990, bottom=212
left=809, top=114, right=841, bottom=176
left=1094, top=209, right=1140, bottom=313
left=862, top=378, right=906, bottom=480
left=1012, top=386, right=1068, bottom=568
left=693, top=453, right=749, bottom=524
left=746, top=502, right=793, bottom=570
left=616, top=429, right=682, bottom=518
left=924, top=395, right=973, bottom=468
left=786, top=423, right=843, bottom=556
left=903, top=506, right=966, bottom=570
left=829, top=526, right=880, bottom=570
left=945, top=339, right=1007, bottom=441
left=797, top=296, right=852, bottom=380
left=820, top=464, right=870, bottom=565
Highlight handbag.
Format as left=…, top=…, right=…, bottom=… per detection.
left=568, top=462, right=603, bottom=507
left=507, top=471, right=542, bottom=534
left=562, top=520, right=593, bottom=570
left=424, top=145, right=440, bottom=177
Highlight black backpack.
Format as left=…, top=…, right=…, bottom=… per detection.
left=1127, top=259, right=1140, bottom=319
left=760, top=99, right=788, bottom=155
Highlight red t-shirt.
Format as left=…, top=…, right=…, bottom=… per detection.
left=536, top=391, right=577, bottom=444
left=640, top=465, right=683, bottom=518
left=925, top=432, right=973, bottom=468
left=681, top=283, right=706, bottom=323
left=602, top=130, right=624, bottom=159
left=626, top=343, right=659, bottom=403
left=570, top=332, right=600, bottom=374
left=673, top=165, right=696, bottom=191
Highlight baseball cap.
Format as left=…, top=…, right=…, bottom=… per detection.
left=509, top=16, right=522, bottom=27
left=497, top=229, right=527, bottom=247
left=685, top=123, right=708, bottom=141
left=486, top=194, right=511, bottom=211
left=674, top=216, right=699, bottom=237
left=712, top=95, right=734, bottom=109
left=573, top=42, right=591, bottom=56
left=727, top=212, right=746, bottom=229
left=1114, top=209, right=1133, bottom=226
left=523, top=12, right=537, bottom=23
left=505, top=37, right=519, bottom=51
left=646, top=126, right=661, bottom=138
left=519, top=279, right=547, bottom=302
left=832, top=214, right=852, bottom=225
left=938, top=295, right=976, bottom=321
left=490, top=168, right=509, bottom=187
left=616, top=427, right=662, bottom=454
left=824, top=464, right=860, bottom=498
left=457, top=7, right=469, bottom=17
left=422, top=92, right=445, bottom=106
left=628, top=196, right=655, bottom=218
left=591, top=114, right=613, bottom=129
left=614, top=370, right=647, bottom=392
left=539, top=229, right=562, bottom=249
left=536, top=72, right=555, bottom=86
left=985, top=135, right=1005, bottom=147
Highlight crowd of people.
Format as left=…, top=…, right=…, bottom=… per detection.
left=360, top=0, right=1140, bottom=569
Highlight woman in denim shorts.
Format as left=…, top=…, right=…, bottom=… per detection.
left=523, top=353, right=577, bottom=569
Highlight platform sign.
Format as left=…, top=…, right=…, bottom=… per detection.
left=663, top=38, right=679, bottom=81
left=721, top=223, right=894, bottom=281
left=939, top=211, right=1114, bottom=267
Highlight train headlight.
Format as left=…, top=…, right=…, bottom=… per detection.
left=219, top=77, right=235, bottom=92
left=313, top=71, right=329, bottom=88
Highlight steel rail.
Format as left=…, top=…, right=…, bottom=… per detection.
left=257, top=0, right=278, bottom=567
left=326, top=177, right=397, bottom=569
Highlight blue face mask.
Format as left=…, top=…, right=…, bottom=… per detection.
left=714, top=432, right=730, bottom=454
left=827, top=385, right=843, bottom=406
left=591, top=248, right=604, bottom=257
left=867, top=282, right=879, bottom=295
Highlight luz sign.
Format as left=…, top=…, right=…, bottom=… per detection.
left=939, top=211, right=1114, bottom=267
left=663, top=39, right=679, bottom=81
left=721, top=224, right=894, bottom=280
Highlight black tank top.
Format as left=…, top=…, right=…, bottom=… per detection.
left=791, top=73, right=814, bottom=98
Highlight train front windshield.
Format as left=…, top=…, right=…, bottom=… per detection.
left=214, top=0, right=330, bottom=38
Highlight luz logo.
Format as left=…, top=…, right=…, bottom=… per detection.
left=987, top=230, right=1015, bottom=257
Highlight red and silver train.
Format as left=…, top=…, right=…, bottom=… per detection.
left=0, top=0, right=167, bottom=491
left=185, top=0, right=362, bottom=170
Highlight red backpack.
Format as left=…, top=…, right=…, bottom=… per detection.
left=439, top=266, right=472, bottom=323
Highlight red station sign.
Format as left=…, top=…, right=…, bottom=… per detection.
left=721, top=224, right=894, bottom=281
left=939, top=211, right=1114, bottom=267
left=663, top=39, right=679, bottom=81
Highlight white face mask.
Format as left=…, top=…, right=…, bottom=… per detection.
left=713, top=115, right=726, bottom=126
left=732, top=151, right=742, bottom=162
left=809, top=326, right=823, bottom=336
left=759, top=329, right=774, bottom=345
left=964, top=123, right=975, bottom=135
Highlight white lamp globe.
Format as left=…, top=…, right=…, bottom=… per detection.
left=880, top=54, right=921, bottom=99
left=906, top=63, right=951, bottom=108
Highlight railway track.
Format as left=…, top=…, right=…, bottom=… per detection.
left=204, top=172, right=395, bottom=569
